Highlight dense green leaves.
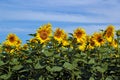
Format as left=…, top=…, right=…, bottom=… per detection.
left=34, top=62, right=44, bottom=69
left=0, top=25, right=120, bottom=80
left=88, top=58, right=95, bottom=64
left=46, top=66, right=62, bottom=72
left=0, top=72, right=12, bottom=80
left=12, top=65, right=23, bottom=71
left=89, top=77, right=94, bottom=80
left=51, top=66, right=62, bottom=72
left=0, top=60, right=5, bottom=66
left=63, top=62, right=75, bottom=70
left=44, top=50, right=53, bottom=57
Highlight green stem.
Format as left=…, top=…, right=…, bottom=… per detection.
left=117, top=36, right=120, bottom=58
left=101, top=72, right=104, bottom=80
left=71, top=71, right=74, bottom=80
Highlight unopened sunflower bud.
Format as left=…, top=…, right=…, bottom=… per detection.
left=116, top=30, right=120, bottom=36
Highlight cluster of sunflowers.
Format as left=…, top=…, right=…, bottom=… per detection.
left=0, top=23, right=120, bottom=80
left=0, top=23, right=119, bottom=53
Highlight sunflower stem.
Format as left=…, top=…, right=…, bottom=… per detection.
left=117, top=35, right=120, bottom=58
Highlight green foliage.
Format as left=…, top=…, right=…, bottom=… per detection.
left=0, top=27, right=120, bottom=80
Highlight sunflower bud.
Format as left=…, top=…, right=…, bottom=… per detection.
left=116, top=30, right=120, bottom=36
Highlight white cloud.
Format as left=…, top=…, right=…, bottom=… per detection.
left=0, top=27, right=35, bottom=33
left=1, top=10, right=120, bottom=23
left=0, top=0, right=120, bottom=23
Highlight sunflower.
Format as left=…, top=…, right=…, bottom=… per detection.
left=36, top=24, right=52, bottom=43
left=110, top=39, right=118, bottom=48
left=3, top=41, right=9, bottom=47
left=54, top=28, right=65, bottom=43
left=92, top=32, right=105, bottom=47
left=29, top=38, right=38, bottom=43
left=73, top=28, right=86, bottom=43
left=62, top=40, right=69, bottom=46
left=16, top=39, right=22, bottom=47
left=78, top=42, right=86, bottom=51
left=104, top=25, right=115, bottom=42
left=62, top=33, right=69, bottom=46
left=87, top=37, right=96, bottom=49
left=22, top=44, right=28, bottom=50
left=43, top=23, right=52, bottom=34
left=6, top=33, right=19, bottom=46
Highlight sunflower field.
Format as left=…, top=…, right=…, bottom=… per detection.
left=0, top=23, right=120, bottom=80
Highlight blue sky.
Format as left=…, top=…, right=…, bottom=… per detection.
left=0, top=0, right=120, bottom=43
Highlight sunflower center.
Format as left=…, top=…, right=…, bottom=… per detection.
left=9, top=36, right=15, bottom=42
left=76, top=31, right=82, bottom=38
left=98, top=37, right=103, bottom=42
left=106, top=31, right=112, bottom=37
left=40, top=31, right=48, bottom=40
left=90, top=41, right=95, bottom=46
left=55, top=31, right=62, bottom=38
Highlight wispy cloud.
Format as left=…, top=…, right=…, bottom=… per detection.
left=1, top=10, right=120, bottom=23
left=0, top=27, right=35, bottom=33
left=0, top=0, right=120, bottom=23
left=0, top=0, right=120, bottom=43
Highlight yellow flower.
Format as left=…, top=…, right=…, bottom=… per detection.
left=29, top=38, right=38, bottom=43
left=22, top=44, right=28, bottom=50
left=115, top=54, right=119, bottom=58
left=62, top=40, right=69, bottom=46
left=54, top=28, right=65, bottom=43
left=110, top=53, right=119, bottom=58
left=10, top=49, right=15, bottom=54
left=78, top=42, right=86, bottom=51
left=87, top=37, right=96, bottom=49
left=16, top=39, right=22, bottom=47
left=36, top=23, right=52, bottom=43
left=4, top=46, right=11, bottom=53
left=92, top=32, right=105, bottom=47
left=110, top=39, right=118, bottom=48
left=104, top=25, right=115, bottom=42
left=6, top=33, right=19, bottom=46
left=73, top=28, right=86, bottom=43
left=43, top=23, right=52, bottom=35
left=62, top=33, right=69, bottom=46
left=3, top=41, right=9, bottom=46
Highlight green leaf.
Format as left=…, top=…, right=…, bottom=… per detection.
left=12, top=65, right=23, bottom=71
left=34, top=62, right=44, bottom=69
left=88, top=58, right=95, bottom=64
left=29, top=79, right=34, bottom=80
left=73, top=71, right=81, bottom=77
left=51, top=66, right=62, bottom=72
left=69, top=33, right=73, bottom=36
left=28, top=33, right=36, bottom=37
left=0, top=72, right=12, bottom=80
left=44, top=51, right=53, bottom=57
left=105, top=76, right=113, bottom=80
left=0, top=60, right=5, bottom=66
left=54, top=54, right=60, bottom=58
left=63, top=62, right=74, bottom=70
left=95, top=66, right=106, bottom=73
left=10, top=58, right=19, bottom=65
left=46, top=66, right=52, bottom=71
left=39, top=76, right=44, bottom=80
left=19, top=69, right=29, bottom=73
left=26, top=59, right=33, bottom=63
left=89, top=77, right=94, bottom=80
